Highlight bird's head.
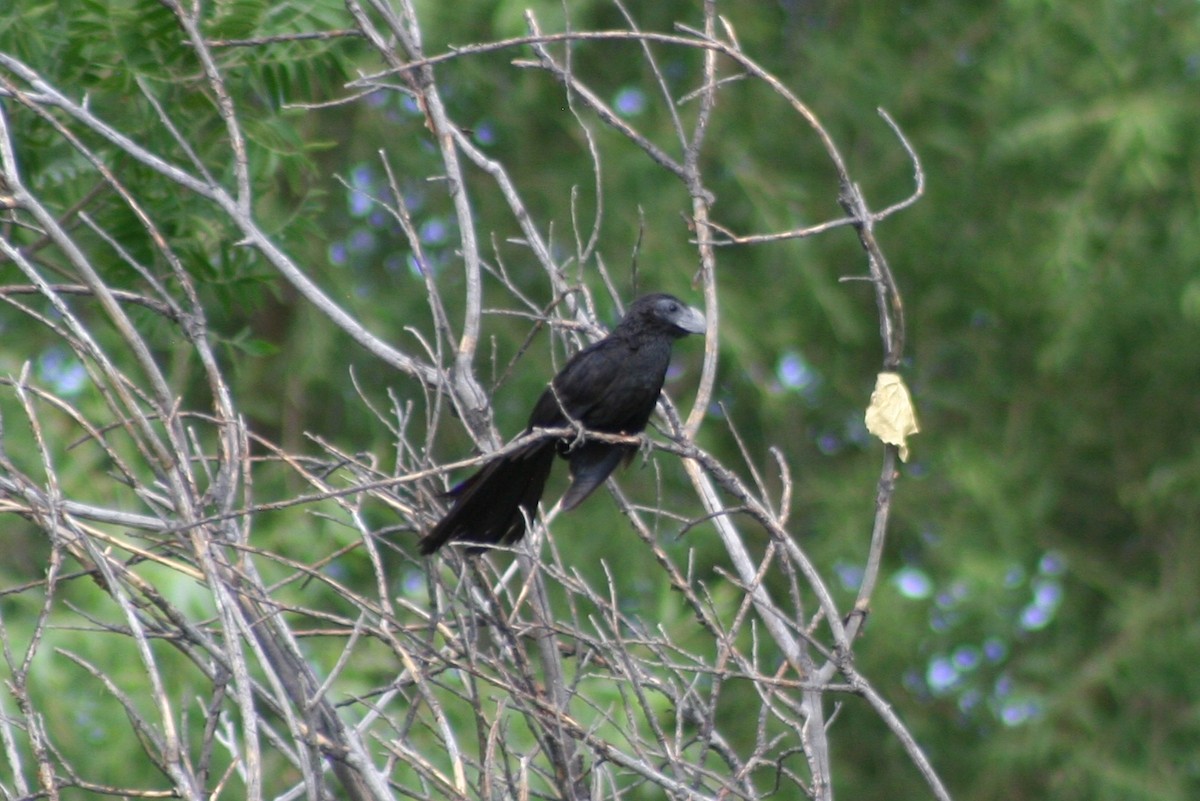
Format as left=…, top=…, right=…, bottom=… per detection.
left=627, top=293, right=707, bottom=338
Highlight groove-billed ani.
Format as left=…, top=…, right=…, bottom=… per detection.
left=420, top=293, right=706, bottom=554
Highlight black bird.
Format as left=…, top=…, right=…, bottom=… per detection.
left=420, top=293, right=706, bottom=554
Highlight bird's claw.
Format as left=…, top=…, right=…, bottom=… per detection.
left=636, top=433, right=653, bottom=464
left=566, top=418, right=587, bottom=452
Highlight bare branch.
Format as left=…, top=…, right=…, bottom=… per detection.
left=0, top=4, right=943, bottom=799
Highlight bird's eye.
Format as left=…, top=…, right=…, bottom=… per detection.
left=667, top=302, right=679, bottom=312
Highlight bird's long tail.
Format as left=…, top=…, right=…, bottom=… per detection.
left=419, top=439, right=556, bottom=554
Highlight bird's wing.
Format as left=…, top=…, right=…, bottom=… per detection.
left=561, top=442, right=627, bottom=510
left=527, top=337, right=630, bottom=428
left=522, top=308, right=677, bottom=513
left=537, top=337, right=666, bottom=510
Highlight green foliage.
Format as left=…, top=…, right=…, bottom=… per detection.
left=2, top=0, right=1199, bottom=797
left=758, top=2, right=1200, bottom=798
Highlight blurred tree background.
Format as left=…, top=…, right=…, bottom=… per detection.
left=1, top=1, right=1198, bottom=799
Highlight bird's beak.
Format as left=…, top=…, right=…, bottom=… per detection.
left=678, top=305, right=707, bottom=335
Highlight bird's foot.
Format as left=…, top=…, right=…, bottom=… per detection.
left=636, top=432, right=654, bottom=464
left=565, top=418, right=588, bottom=452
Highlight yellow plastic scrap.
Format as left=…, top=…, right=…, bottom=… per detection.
left=864, top=372, right=920, bottom=462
